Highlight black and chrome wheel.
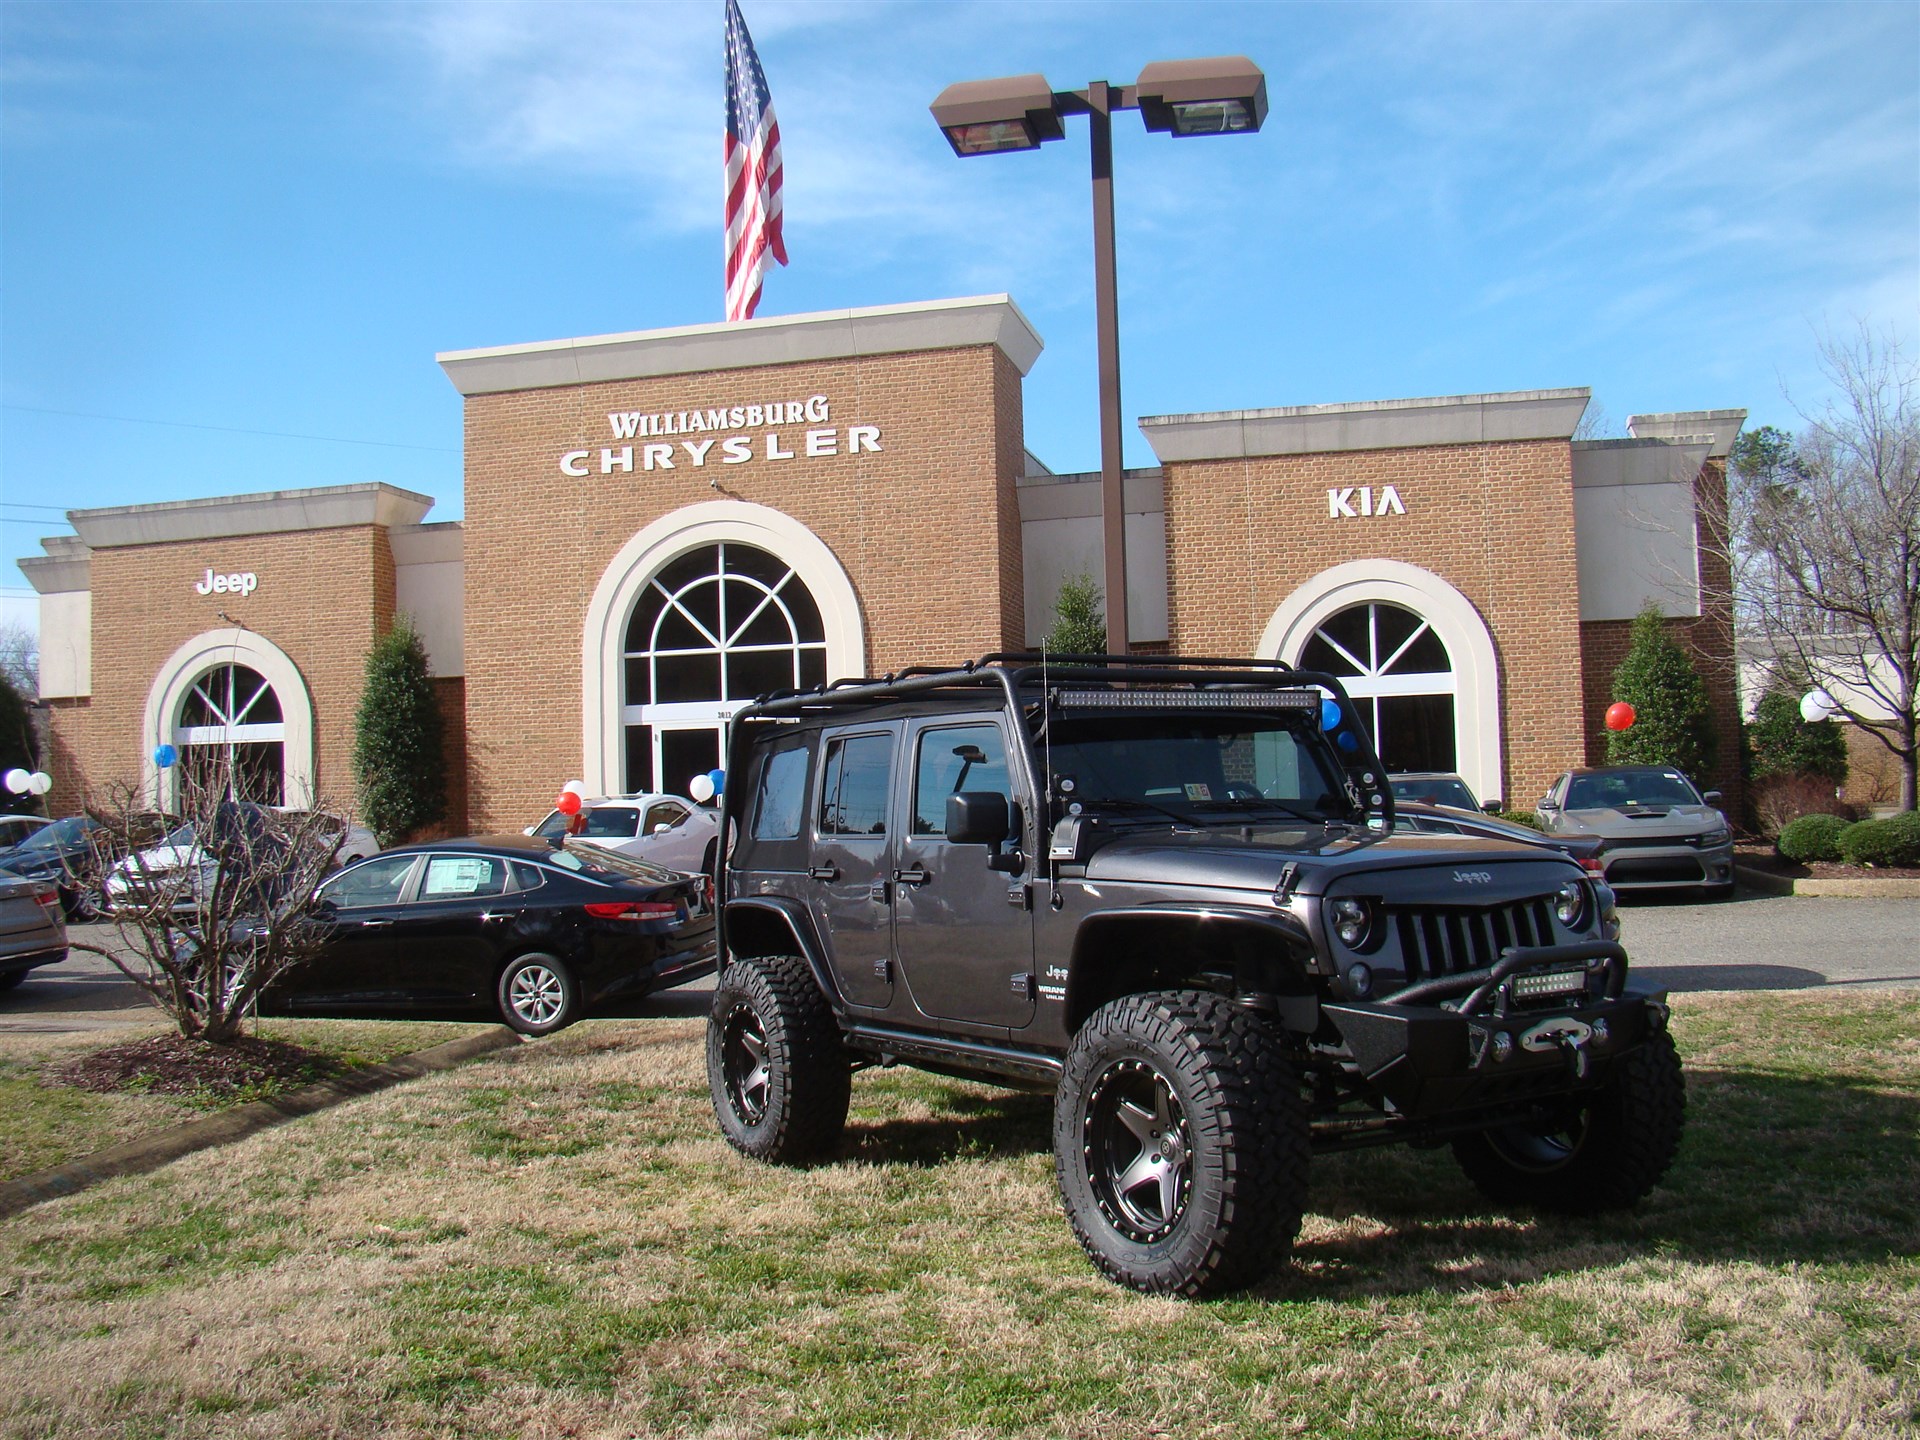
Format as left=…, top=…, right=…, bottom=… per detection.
left=1054, top=990, right=1308, bottom=1297
left=497, top=952, right=578, bottom=1035
left=706, top=954, right=850, bottom=1165
left=1453, top=1028, right=1685, bottom=1213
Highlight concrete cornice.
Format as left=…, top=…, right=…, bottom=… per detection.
left=437, top=294, right=1046, bottom=397
left=1139, top=388, right=1592, bottom=463
left=1572, top=437, right=1714, bottom=488
left=67, top=483, right=434, bottom=549
left=1627, top=409, right=1747, bottom=458
left=19, top=552, right=89, bottom=595
left=391, top=520, right=465, bottom=566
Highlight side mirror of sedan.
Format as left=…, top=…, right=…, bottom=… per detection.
left=1482, top=800, right=1504, bottom=815
left=653, top=823, right=672, bottom=835
left=1538, top=799, right=1558, bottom=812
left=1702, top=790, right=1723, bottom=807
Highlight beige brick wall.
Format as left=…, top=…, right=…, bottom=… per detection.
left=459, top=344, right=1024, bottom=831
left=45, top=527, right=395, bottom=816
left=1160, top=439, right=1587, bottom=807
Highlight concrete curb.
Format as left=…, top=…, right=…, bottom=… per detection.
left=1735, top=864, right=1920, bottom=899
left=0, top=1027, right=524, bottom=1222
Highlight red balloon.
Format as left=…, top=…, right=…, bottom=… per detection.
left=1605, top=701, right=1637, bottom=732
left=556, top=790, right=582, bottom=816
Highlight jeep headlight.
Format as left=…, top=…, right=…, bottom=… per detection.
left=1329, top=896, right=1373, bottom=948
left=1554, top=879, right=1588, bottom=929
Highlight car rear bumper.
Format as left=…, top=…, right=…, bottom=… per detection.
left=1, top=945, right=68, bottom=976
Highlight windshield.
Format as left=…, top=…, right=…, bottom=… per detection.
left=11, top=816, right=90, bottom=852
left=1391, top=776, right=1478, bottom=811
left=1566, top=771, right=1702, bottom=810
left=160, top=824, right=196, bottom=849
left=1038, top=713, right=1352, bottom=822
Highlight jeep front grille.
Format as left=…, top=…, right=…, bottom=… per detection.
left=1391, top=898, right=1557, bottom=981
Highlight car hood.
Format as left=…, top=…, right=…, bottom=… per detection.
left=112, top=844, right=211, bottom=875
left=1551, top=804, right=1724, bottom=839
left=1080, top=826, right=1577, bottom=897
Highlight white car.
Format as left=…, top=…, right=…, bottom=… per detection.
left=105, top=808, right=377, bottom=911
left=526, top=794, right=720, bottom=877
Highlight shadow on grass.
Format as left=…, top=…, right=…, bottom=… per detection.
left=837, top=1066, right=1919, bottom=1296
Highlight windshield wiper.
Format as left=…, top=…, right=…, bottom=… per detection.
left=1200, top=796, right=1351, bottom=826
left=1072, top=797, right=1203, bottom=827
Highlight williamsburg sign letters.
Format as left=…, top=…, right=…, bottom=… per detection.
left=559, top=393, right=882, bottom=477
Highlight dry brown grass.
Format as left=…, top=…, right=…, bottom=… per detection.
left=0, top=993, right=1914, bottom=1439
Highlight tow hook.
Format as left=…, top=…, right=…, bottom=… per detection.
left=1520, top=1018, right=1593, bottom=1080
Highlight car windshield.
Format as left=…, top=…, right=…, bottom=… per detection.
left=546, top=842, right=676, bottom=884
left=1038, top=713, right=1352, bottom=822
left=1566, top=771, right=1702, bottom=810
left=1391, top=777, right=1478, bottom=810
left=161, top=824, right=196, bottom=848
left=10, top=816, right=90, bottom=852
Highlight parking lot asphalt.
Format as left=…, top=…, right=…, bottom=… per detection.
left=2, top=893, right=1913, bottom=1036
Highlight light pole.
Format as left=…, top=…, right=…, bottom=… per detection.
left=932, top=58, right=1267, bottom=655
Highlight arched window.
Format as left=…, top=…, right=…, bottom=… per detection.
left=621, top=542, right=828, bottom=796
left=1299, top=601, right=1456, bottom=774
left=176, top=663, right=287, bottom=804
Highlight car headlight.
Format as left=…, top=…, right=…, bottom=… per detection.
left=1554, top=879, right=1589, bottom=929
left=1329, top=896, right=1374, bottom=949
left=1700, top=827, right=1730, bottom=847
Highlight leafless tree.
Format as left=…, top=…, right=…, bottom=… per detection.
left=0, top=623, right=36, bottom=700
left=69, top=771, right=348, bottom=1044
left=1734, top=325, right=1919, bottom=810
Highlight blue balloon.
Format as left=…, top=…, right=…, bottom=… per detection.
left=1319, top=698, right=1343, bottom=731
left=1336, top=730, right=1359, bottom=753
left=153, top=744, right=178, bottom=769
left=706, top=767, right=726, bottom=797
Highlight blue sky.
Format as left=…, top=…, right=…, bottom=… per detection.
left=3, top=0, right=1915, bottom=637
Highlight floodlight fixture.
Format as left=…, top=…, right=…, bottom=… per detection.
left=930, top=75, right=1066, bottom=156
left=1134, top=56, right=1268, bottom=136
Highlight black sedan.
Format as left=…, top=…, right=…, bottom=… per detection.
left=264, top=835, right=716, bottom=1034
left=0, top=811, right=174, bottom=919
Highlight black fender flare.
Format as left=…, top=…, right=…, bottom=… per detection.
left=720, top=896, right=846, bottom=1011
left=1064, top=903, right=1319, bottom=1033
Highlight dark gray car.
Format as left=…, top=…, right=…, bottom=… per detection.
left=0, top=867, right=68, bottom=991
left=1536, top=766, right=1733, bottom=898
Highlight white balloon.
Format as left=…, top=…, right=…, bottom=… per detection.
left=27, top=772, right=52, bottom=796
left=2, top=768, right=27, bottom=795
left=563, top=779, right=589, bottom=798
left=1799, top=689, right=1836, bottom=723
left=688, top=774, right=716, bottom=804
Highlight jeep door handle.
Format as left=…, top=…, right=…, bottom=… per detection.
left=807, top=865, right=840, bottom=882
left=892, top=866, right=930, bottom=886
left=360, top=918, right=393, bottom=928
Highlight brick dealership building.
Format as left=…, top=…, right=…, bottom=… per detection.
left=23, top=295, right=1747, bottom=828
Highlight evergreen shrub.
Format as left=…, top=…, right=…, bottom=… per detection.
left=1777, top=812, right=1848, bottom=863
left=1835, top=813, right=1920, bottom=868
left=1607, top=605, right=1716, bottom=778
left=352, top=618, right=446, bottom=845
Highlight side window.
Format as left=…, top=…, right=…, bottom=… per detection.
left=820, top=733, right=893, bottom=837
left=752, top=746, right=809, bottom=840
left=913, top=723, right=1011, bottom=835
left=581, top=807, right=641, bottom=839
left=419, top=855, right=506, bottom=899
left=320, top=853, right=418, bottom=908
left=645, top=801, right=691, bottom=833
left=510, top=861, right=548, bottom=892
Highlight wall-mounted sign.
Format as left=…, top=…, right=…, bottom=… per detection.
left=1328, top=486, right=1407, bottom=519
left=196, top=569, right=259, bottom=596
left=558, top=394, right=884, bottom=477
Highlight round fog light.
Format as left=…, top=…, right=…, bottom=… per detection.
left=1344, top=963, right=1373, bottom=998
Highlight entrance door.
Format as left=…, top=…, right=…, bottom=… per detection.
left=890, top=717, right=1035, bottom=1030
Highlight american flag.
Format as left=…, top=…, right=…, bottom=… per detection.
left=724, top=0, right=786, bottom=322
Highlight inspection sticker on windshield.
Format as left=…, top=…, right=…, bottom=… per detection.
left=1185, top=783, right=1212, bottom=801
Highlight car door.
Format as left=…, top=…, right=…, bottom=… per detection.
left=635, top=800, right=703, bottom=872
left=298, top=853, right=423, bottom=1007
left=890, top=716, right=1036, bottom=1030
left=805, top=724, right=899, bottom=1011
left=377, top=852, right=519, bottom=1006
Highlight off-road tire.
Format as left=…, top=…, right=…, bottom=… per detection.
left=497, top=952, right=579, bottom=1036
left=1053, top=990, right=1309, bottom=1297
left=1452, top=1028, right=1685, bottom=1213
left=707, top=954, right=851, bottom=1165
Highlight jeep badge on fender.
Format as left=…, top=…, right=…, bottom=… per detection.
left=704, top=654, right=1682, bottom=1299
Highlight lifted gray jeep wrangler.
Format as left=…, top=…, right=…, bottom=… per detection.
left=706, top=655, right=1684, bottom=1296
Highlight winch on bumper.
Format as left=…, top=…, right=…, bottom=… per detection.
left=1321, top=941, right=1670, bottom=1118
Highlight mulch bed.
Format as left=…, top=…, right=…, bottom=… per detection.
left=54, top=1034, right=345, bottom=1102
left=1733, top=843, right=1920, bottom=881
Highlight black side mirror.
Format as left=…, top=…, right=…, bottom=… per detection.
left=946, top=792, right=1010, bottom=847
left=1702, top=790, right=1723, bottom=807
left=1539, top=799, right=1558, bottom=812
left=1482, top=800, right=1503, bottom=815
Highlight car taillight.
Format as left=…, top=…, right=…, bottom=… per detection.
left=32, top=886, right=60, bottom=911
left=584, top=900, right=681, bottom=921
left=1580, top=857, right=1604, bottom=875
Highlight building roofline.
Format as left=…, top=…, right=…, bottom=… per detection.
left=436, top=294, right=1045, bottom=396
left=64, top=482, right=434, bottom=550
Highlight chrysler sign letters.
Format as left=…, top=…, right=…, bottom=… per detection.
left=560, top=394, right=882, bottom=477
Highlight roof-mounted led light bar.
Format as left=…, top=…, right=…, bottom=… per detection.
left=1054, top=689, right=1320, bottom=711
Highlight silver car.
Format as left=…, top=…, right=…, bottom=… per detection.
left=0, top=867, right=68, bottom=993
left=1537, top=766, right=1734, bottom=898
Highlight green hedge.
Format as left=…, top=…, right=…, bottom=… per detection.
left=1835, top=813, right=1920, bottom=869
left=1778, top=812, right=1848, bottom=863
left=1498, top=810, right=1545, bottom=831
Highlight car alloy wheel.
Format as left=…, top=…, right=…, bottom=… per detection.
left=720, top=1000, right=771, bottom=1125
left=508, top=963, right=565, bottom=1027
left=1083, top=1057, right=1193, bottom=1242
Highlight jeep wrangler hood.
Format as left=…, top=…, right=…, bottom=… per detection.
left=1079, top=829, right=1570, bottom=896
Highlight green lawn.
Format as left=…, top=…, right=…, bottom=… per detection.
left=0, top=991, right=1914, bottom=1438
left=0, top=1018, right=493, bottom=1184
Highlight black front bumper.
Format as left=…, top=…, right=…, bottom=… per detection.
left=1323, top=941, right=1668, bottom=1119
